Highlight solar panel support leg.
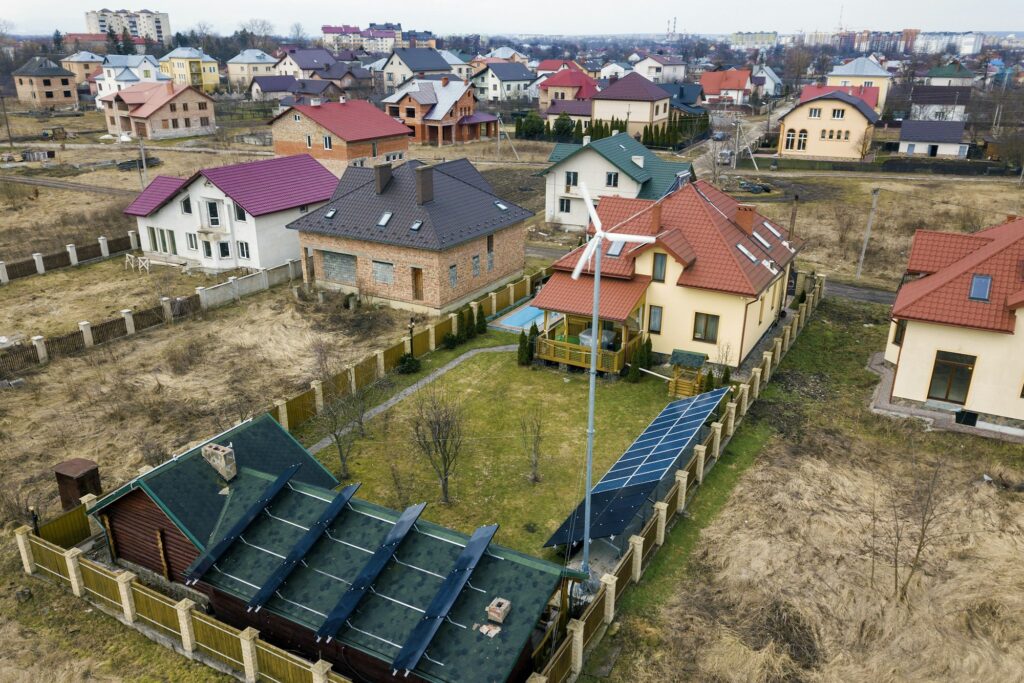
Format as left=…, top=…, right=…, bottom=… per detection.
left=654, top=502, right=668, bottom=545
left=695, top=445, right=707, bottom=485
left=175, top=598, right=196, bottom=656
left=239, top=627, right=259, bottom=683
left=600, top=574, right=617, bottom=623
left=674, top=471, right=689, bottom=513
left=567, top=618, right=585, bottom=674
left=629, top=536, right=644, bottom=583
left=750, top=368, right=762, bottom=400
left=311, top=659, right=333, bottom=683
left=725, top=403, right=737, bottom=437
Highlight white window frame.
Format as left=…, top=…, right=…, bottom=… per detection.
left=237, top=240, right=250, bottom=259
left=832, top=108, right=845, bottom=120
left=558, top=198, right=571, bottom=213
left=186, top=232, right=198, bottom=250
left=323, top=135, right=332, bottom=150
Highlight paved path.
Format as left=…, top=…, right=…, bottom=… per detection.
left=0, top=173, right=137, bottom=196
left=825, top=280, right=896, bottom=305
left=309, top=345, right=516, bottom=454
left=526, top=243, right=571, bottom=261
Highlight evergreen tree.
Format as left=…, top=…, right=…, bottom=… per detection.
left=642, top=125, right=652, bottom=146
left=543, top=120, right=552, bottom=140
left=721, top=364, right=732, bottom=386
left=527, top=322, right=539, bottom=362
left=626, top=345, right=643, bottom=382
left=119, top=28, right=132, bottom=55
left=105, top=28, right=119, bottom=54
left=476, top=305, right=488, bottom=334
left=517, top=331, right=531, bottom=365
left=52, top=31, right=64, bottom=53
left=572, top=119, right=584, bottom=143
left=465, top=308, right=478, bottom=339
left=702, top=369, right=716, bottom=393
left=643, top=336, right=653, bottom=368
left=552, top=113, right=575, bottom=141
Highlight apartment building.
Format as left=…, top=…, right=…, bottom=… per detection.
left=84, top=8, right=171, bottom=44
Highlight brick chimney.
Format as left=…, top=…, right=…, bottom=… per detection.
left=735, top=204, right=756, bottom=234
left=649, top=201, right=663, bottom=232
left=201, top=442, right=236, bottom=482
left=441, top=76, right=449, bottom=87
left=374, top=162, right=393, bottom=194
left=415, top=164, right=434, bottom=205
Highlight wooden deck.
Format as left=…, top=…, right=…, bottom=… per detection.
left=535, top=334, right=643, bottom=374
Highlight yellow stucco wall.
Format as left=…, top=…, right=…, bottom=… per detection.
left=777, top=100, right=874, bottom=160
left=825, top=74, right=890, bottom=111
left=591, top=98, right=669, bottom=136
left=160, top=58, right=219, bottom=92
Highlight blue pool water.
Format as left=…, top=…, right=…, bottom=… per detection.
left=498, top=305, right=552, bottom=331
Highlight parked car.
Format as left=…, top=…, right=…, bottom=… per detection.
left=717, top=149, right=734, bottom=165
left=711, top=131, right=729, bottom=141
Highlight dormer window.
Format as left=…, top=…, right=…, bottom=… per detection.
left=494, top=201, right=508, bottom=211
left=752, top=231, right=772, bottom=250
left=377, top=211, right=393, bottom=227
left=410, top=220, right=422, bottom=231
left=608, top=240, right=625, bottom=257
left=736, top=244, right=758, bottom=263
left=969, top=274, right=992, bottom=301
left=325, top=209, right=337, bottom=219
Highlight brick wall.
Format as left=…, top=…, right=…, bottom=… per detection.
left=272, top=115, right=410, bottom=171
left=15, top=76, right=79, bottom=106
left=384, top=86, right=478, bottom=144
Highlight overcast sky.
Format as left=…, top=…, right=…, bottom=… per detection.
left=4, top=1, right=1019, bottom=38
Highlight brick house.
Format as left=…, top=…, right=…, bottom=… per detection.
left=381, top=48, right=454, bottom=94
left=99, top=82, right=215, bottom=139
left=287, top=159, right=533, bottom=315
left=590, top=72, right=671, bottom=136
left=12, top=57, right=78, bottom=107
left=537, top=68, right=599, bottom=111
left=382, top=76, right=498, bottom=145
left=270, top=101, right=412, bottom=175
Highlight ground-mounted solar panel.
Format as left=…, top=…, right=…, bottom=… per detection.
left=391, top=524, right=498, bottom=676
left=316, top=502, right=426, bottom=643
left=246, top=483, right=360, bottom=613
left=184, top=463, right=302, bottom=585
left=544, top=482, right=657, bottom=547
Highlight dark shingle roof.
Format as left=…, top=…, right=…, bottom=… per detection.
left=592, top=72, right=669, bottom=102
left=251, top=75, right=298, bottom=93
left=899, top=120, right=966, bottom=144
left=392, top=47, right=451, bottom=72
left=909, top=85, right=972, bottom=105
left=658, top=83, right=704, bottom=106
left=482, top=62, right=535, bottom=81
left=545, top=99, right=592, bottom=117
left=284, top=48, right=338, bottom=70
left=13, top=57, right=75, bottom=78
left=292, top=78, right=333, bottom=95
left=288, top=159, right=532, bottom=251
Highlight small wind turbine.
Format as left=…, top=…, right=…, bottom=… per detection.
left=572, top=183, right=655, bottom=587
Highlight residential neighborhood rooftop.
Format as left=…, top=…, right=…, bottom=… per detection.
left=899, top=119, right=967, bottom=144
left=272, top=101, right=413, bottom=142
left=592, top=72, right=669, bottom=101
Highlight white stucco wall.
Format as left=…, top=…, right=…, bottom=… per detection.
left=543, top=148, right=643, bottom=230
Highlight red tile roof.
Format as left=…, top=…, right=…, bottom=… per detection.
left=700, top=69, right=752, bottom=95
left=275, top=101, right=412, bottom=143
left=799, top=84, right=880, bottom=110
left=99, top=82, right=212, bottom=119
left=905, top=231, right=991, bottom=273
left=124, top=176, right=188, bottom=216
left=536, top=59, right=582, bottom=73
left=539, top=69, right=599, bottom=99
left=592, top=72, right=669, bottom=102
left=531, top=272, right=652, bottom=322
left=892, top=218, right=1024, bottom=333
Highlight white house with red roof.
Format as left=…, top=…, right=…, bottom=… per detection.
left=124, top=155, right=337, bottom=272
left=531, top=179, right=801, bottom=371
left=884, top=217, right=1024, bottom=424
left=699, top=69, right=753, bottom=105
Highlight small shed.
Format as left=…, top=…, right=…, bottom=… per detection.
left=668, top=350, right=708, bottom=397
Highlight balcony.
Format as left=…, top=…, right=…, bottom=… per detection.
left=535, top=315, right=643, bottom=374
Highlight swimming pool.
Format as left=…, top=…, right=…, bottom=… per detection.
left=494, top=304, right=559, bottom=331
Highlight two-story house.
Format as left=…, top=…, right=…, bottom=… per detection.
left=826, top=57, right=892, bottom=111
left=925, top=62, right=975, bottom=87
left=699, top=69, right=753, bottom=105
left=93, top=54, right=168, bottom=107
left=590, top=72, right=671, bottom=137
left=599, top=62, right=633, bottom=80
left=274, top=48, right=340, bottom=79
left=99, top=82, right=216, bottom=139
left=538, top=68, right=598, bottom=111
left=124, top=154, right=336, bottom=272
left=472, top=62, right=535, bottom=102
left=287, top=159, right=533, bottom=315
left=12, top=57, right=78, bottom=107
left=909, top=85, right=971, bottom=121
left=439, top=50, right=473, bottom=81
left=380, top=48, right=454, bottom=94
left=633, top=55, right=686, bottom=84
left=382, top=76, right=498, bottom=145
left=752, top=64, right=783, bottom=97
left=226, top=49, right=277, bottom=91
left=776, top=90, right=879, bottom=160
left=159, top=47, right=220, bottom=92
left=60, top=51, right=104, bottom=85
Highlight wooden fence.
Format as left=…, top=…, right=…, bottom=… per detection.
left=0, top=232, right=136, bottom=284
left=36, top=503, right=92, bottom=548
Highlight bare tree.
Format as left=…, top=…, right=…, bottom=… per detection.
left=289, top=23, right=307, bottom=45
left=784, top=47, right=812, bottom=91
left=519, top=408, right=543, bottom=483
left=410, top=386, right=466, bottom=504
left=239, top=19, right=273, bottom=50
left=191, top=22, right=215, bottom=51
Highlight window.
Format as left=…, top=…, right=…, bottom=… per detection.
left=234, top=204, right=246, bottom=222
left=606, top=171, right=619, bottom=187
left=565, top=171, right=578, bottom=187
left=182, top=103, right=189, bottom=112
left=559, top=198, right=571, bottom=213
left=449, top=264, right=458, bottom=288
left=892, top=319, right=907, bottom=346
left=828, top=129, right=835, bottom=140
left=45, top=92, right=54, bottom=99
left=736, top=244, right=758, bottom=262
left=372, top=260, right=394, bottom=284
left=405, top=107, right=416, bottom=118
left=472, top=254, right=480, bottom=276
left=63, top=91, right=72, bottom=98
left=237, top=240, right=250, bottom=259
left=410, top=220, right=422, bottom=231
left=808, top=107, right=821, bottom=119
left=832, top=108, right=845, bottom=120
left=202, top=241, right=212, bottom=258
left=784, top=129, right=795, bottom=150
left=863, top=80, right=874, bottom=87
left=693, top=312, right=719, bottom=343
left=171, top=119, right=179, bottom=129
left=206, top=201, right=220, bottom=227
left=198, top=101, right=207, bottom=110
left=752, top=231, right=772, bottom=250
left=969, top=274, right=992, bottom=301
left=323, top=135, right=332, bottom=150
left=648, top=305, right=663, bottom=334
left=494, top=200, right=508, bottom=210
left=844, top=130, right=850, bottom=141
left=183, top=118, right=191, bottom=128
left=170, top=103, right=177, bottom=112
left=371, top=142, right=378, bottom=157
left=181, top=197, right=192, bottom=214
left=907, top=143, right=916, bottom=154
left=42, top=79, right=51, bottom=86
left=487, top=235, right=494, bottom=271
left=305, top=135, right=312, bottom=148
left=820, top=129, right=827, bottom=140
left=219, top=242, right=230, bottom=258
left=652, top=253, right=667, bottom=282
left=797, top=130, right=807, bottom=150
left=927, top=351, right=975, bottom=404
left=377, top=211, right=393, bottom=227
left=299, top=205, right=308, bottom=213
left=186, top=232, right=198, bottom=250
left=293, top=113, right=301, bottom=121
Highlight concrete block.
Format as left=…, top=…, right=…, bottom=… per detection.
left=98, top=236, right=109, bottom=257
left=79, top=321, right=94, bottom=347
left=64, top=548, right=84, bottom=597
left=175, top=598, right=196, bottom=655
left=116, top=571, right=137, bottom=623
left=66, top=244, right=78, bottom=266
left=32, top=336, right=47, bottom=364
left=121, top=309, right=135, bottom=335
left=600, top=574, right=616, bottom=624
left=33, top=253, right=45, bottom=274
left=566, top=618, right=585, bottom=674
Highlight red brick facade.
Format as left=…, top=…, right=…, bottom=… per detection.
left=272, top=114, right=410, bottom=173
left=383, top=82, right=497, bottom=145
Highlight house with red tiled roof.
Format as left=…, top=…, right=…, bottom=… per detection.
left=535, top=59, right=584, bottom=76
left=531, top=179, right=801, bottom=371
left=700, top=69, right=753, bottom=104
left=884, top=217, right=1024, bottom=424
left=800, top=84, right=880, bottom=113
left=538, top=69, right=599, bottom=111
left=124, top=155, right=337, bottom=272
left=98, top=81, right=215, bottom=139
left=591, top=72, right=671, bottom=136
left=270, top=101, right=412, bottom=175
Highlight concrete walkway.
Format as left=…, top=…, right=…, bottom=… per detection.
left=309, top=345, right=516, bottom=454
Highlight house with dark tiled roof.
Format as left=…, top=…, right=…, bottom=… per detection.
left=124, top=154, right=336, bottom=272
left=381, top=48, right=456, bottom=94
left=591, top=72, right=671, bottom=136
left=274, top=48, right=341, bottom=79
left=898, top=120, right=969, bottom=158
left=12, top=57, right=78, bottom=106
left=531, top=179, right=801, bottom=371
left=310, top=62, right=373, bottom=95
left=776, top=90, right=879, bottom=160
left=287, top=159, right=533, bottom=314
left=539, top=132, right=693, bottom=231
left=90, top=414, right=582, bottom=683
left=382, top=76, right=497, bottom=145
left=543, top=98, right=594, bottom=128
left=884, top=217, right=1024, bottom=424
left=658, top=83, right=707, bottom=116
left=472, top=62, right=535, bottom=102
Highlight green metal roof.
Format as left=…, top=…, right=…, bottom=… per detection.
left=926, top=63, right=974, bottom=78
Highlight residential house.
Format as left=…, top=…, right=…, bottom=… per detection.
left=590, top=72, right=671, bottom=137
left=270, top=101, right=412, bottom=174
left=539, top=132, right=693, bottom=231
left=472, top=62, right=535, bottom=102
left=226, top=49, right=277, bottom=91
left=381, top=48, right=454, bottom=94
left=485, top=46, right=529, bottom=64
left=99, top=82, right=216, bottom=139
left=274, top=48, right=341, bottom=79
left=288, top=159, right=533, bottom=315
left=93, top=54, right=167, bottom=107
left=884, top=217, right=1024, bottom=424
left=310, top=63, right=373, bottom=97
left=543, top=99, right=593, bottom=129
left=124, top=155, right=335, bottom=271
left=925, top=62, right=975, bottom=86
left=382, top=76, right=497, bottom=145
left=581, top=59, right=604, bottom=79
left=658, top=83, right=707, bottom=116
left=799, top=84, right=880, bottom=113
left=898, top=120, right=969, bottom=158
left=538, top=68, right=599, bottom=110
left=752, top=64, right=783, bottom=97
left=159, top=47, right=220, bottom=92
left=60, top=50, right=104, bottom=84
left=320, top=24, right=363, bottom=50
left=250, top=75, right=301, bottom=101
left=468, top=56, right=508, bottom=75
left=290, top=79, right=344, bottom=102
left=777, top=91, right=879, bottom=160
left=439, top=50, right=473, bottom=80
left=88, top=415, right=579, bottom=683
left=599, top=62, right=632, bottom=80
left=699, top=69, right=753, bottom=105
left=532, top=179, right=800, bottom=372
left=910, top=85, right=971, bottom=121
left=826, top=56, right=892, bottom=110
left=633, top=55, right=686, bottom=84
left=535, top=59, right=583, bottom=77
left=12, top=57, right=78, bottom=107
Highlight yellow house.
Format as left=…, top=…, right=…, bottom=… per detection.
left=590, top=72, right=670, bottom=137
left=826, top=56, right=892, bottom=111
left=532, top=180, right=801, bottom=371
left=777, top=91, right=878, bottom=160
left=884, top=218, right=1024, bottom=425
left=159, top=47, right=220, bottom=93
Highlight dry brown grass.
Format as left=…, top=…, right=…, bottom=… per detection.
left=0, top=189, right=134, bottom=260
left=409, top=138, right=554, bottom=164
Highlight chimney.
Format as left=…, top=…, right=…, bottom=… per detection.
left=338, top=94, right=346, bottom=103
left=441, top=76, right=449, bottom=87
left=1008, top=214, right=1018, bottom=222
left=416, top=164, right=434, bottom=205
left=374, top=162, right=393, bottom=194
left=735, top=204, right=756, bottom=234
left=649, top=201, right=663, bottom=231
left=202, top=442, right=237, bottom=482
left=610, top=74, right=618, bottom=83
left=631, top=154, right=645, bottom=168
left=582, top=135, right=591, bottom=146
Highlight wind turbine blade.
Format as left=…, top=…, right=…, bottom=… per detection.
left=605, top=233, right=656, bottom=244
left=571, top=239, right=599, bottom=280
left=578, top=182, right=602, bottom=234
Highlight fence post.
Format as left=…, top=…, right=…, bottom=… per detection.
left=489, top=292, right=498, bottom=313
left=311, top=380, right=324, bottom=412
left=99, top=236, right=109, bottom=258
left=275, top=399, right=289, bottom=431
left=738, top=384, right=749, bottom=416
left=449, top=312, right=459, bottom=335
left=239, top=627, right=259, bottom=683
left=288, top=258, right=301, bottom=281
left=674, top=471, right=688, bottom=512
left=403, top=336, right=412, bottom=354
left=782, top=324, right=792, bottom=353
left=79, top=321, right=94, bottom=348
left=66, top=244, right=78, bottom=266
left=629, top=535, right=644, bottom=582
left=160, top=296, right=173, bottom=322
left=725, top=402, right=737, bottom=437
left=64, top=548, right=85, bottom=597
left=469, top=301, right=479, bottom=325
left=175, top=599, right=196, bottom=656
left=600, top=574, right=617, bottom=623
left=33, top=252, right=45, bottom=275
left=116, top=572, right=137, bottom=623
left=711, top=422, right=723, bottom=458
left=229, top=276, right=240, bottom=302
left=527, top=674, right=549, bottom=683
left=121, top=309, right=136, bottom=335
left=14, top=526, right=35, bottom=574
left=196, top=286, right=209, bottom=311
left=762, top=351, right=773, bottom=382
left=773, top=337, right=783, bottom=366
left=507, top=282, right=516, bottom=305
left=312, top=660, right=333, bottom=683
left=0, top=261, right=8, bottom=285
left=654, top=501, right=668, bottom=545
left=694, top=445, right=707, bottom=484
left=428, top=324, right=436, bottom=351
left=128, top=229, right=139, bottom=250
left=375, top=350, right=385, bottom=377
left=80, top=493, right=103, bottom=536
left=32, top=336, right=48, bottom=364
left=566, top=619, right=585, bottom=674
left=750, top=368, right=761, bottom=399
left=798, top=303, right=808, bottom=331
left=259, top=269, right=270, bottom=291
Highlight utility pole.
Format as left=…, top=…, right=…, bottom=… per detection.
left=789, top=194, right=799, bottom=238
left=137, top=135, right=149, bottom=189
left=0, top=95, right=12, bottom=149
left=856, top=188, right=881, bottom=279
left=764, top=98, right=773, bottom=140
left=733, top=115, right=740, bottom=169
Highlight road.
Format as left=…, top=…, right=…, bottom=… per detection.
left=0, top=173, right=137, bottom=196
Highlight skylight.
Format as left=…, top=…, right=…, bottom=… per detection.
left=325, top=209, right=337, bottom=219
left=752, top=231, right=772, bottom=250
left=377, top=211, right=393, bottom=227
left=762, top=220, right=782, bottom=238
left=969, top=274, right=992, bottom=301
left=608, top=240, right=625, bottom=257
left=494, top=200, right=508, bottom=211
left=736, top=244, right=758, bottom=263
left=410, top=220, right=422, bottom=231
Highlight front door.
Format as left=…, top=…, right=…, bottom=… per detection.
left=928, top=144, right=939, bottom=157
left=927, top=351, right=975, bottom=404
left=412, top=267, right=424, bottom=301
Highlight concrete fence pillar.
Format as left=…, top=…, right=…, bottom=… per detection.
left=694, top=445, right=707, bottom=484
left=195, top=286, right=209, bottom=311
left=311, top=380, right=324, bottom=413
left=807, top=289, right=816, bottom=311
left=600, top=574, right=617, bottom=623
left=725, top=402, right=737, bottom=437
left=116, top=571, right=137, bottom=623
left=782, top=324, right=792, bottom=353
left=566, top=619, right=585, bottom=674
left=121, top=309, right=136, bottom=335
left=489, top=292, right=498, bottom=313
left=375, top=350, right=385, bottom=377
left=629, top=535, right=644, bottom=582
left=33, top=252, right=45, bottom=275
left=738, top=384, right=749, bottom=416
left=711, top=422, right=723, bottom=459
left=259, top=269, right=270, bottom=292
left=526, top=675, right=549, bottom=683
left=128, top=229, right=139, bottom=250
left=507, top=282, right=516, bottom=305
left=750, top=368, right=762, bottom=400
left=175, top=598, right=196, bottom=655
left=288, top=258, right=301, bottom=281
left=79, top=493, right=103, bottom=536
left=14, top=526, right=35, bottom=574
left=773, top=337, right=783, bottom=366
left=275, top=399, right=289, bottom=432
left=798, top=303, right=808, bottom=330
left=469, top=301, right=479, bottom=322
left=449, top=312, right=459, bottom=335
left=239, top=627, right=259, bottom=683
left=98, top=236, right=109, bottom=258
left=160, top=296, right=172, bottom=322
left=0, top=261, right=8, bottom=284
left=816, top=275, right=826, bottom=305
left=428, top=325, right=436, bottom=351
left=228, top=276, right=240, bottom=302
left=32, top=336, right=47, bottom=364
left=312, top=660, right=333, bottom=683
left=762, top=351, right=773, bottom=382
left=403, top=336, right=412, bottom=354
left=79, top=321, right=94, bottom=348
left=654, top=501, right=668, bottom=545
left=66, top=244, right=78, bottom=266
left=674, top=470, right=689, bottom=513
left=64, top=548, right=85, bottom=597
